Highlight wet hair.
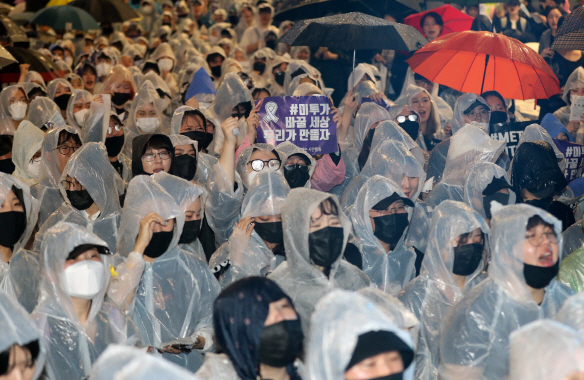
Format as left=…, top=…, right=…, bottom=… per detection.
left=420, top=12, right=444, bottom=28
left=182, top=110, right=207, bottom=132
left=414, top=73, right=432, bottom=84
left=11, top=185, right=26, bottom=218
left=0, top=341, right=40, bottom=375
left=82, top=64, right=97, bottom=76
left=252, top=87, right=271, bottom=99
left=315, top=197, right=339, bottom=218
left=457, top=230, right=485, bottom=245
left=481, top=91, right=507, bottom=111
left=526, top=215, right=556, bottom=234
left=143, top=134, right=174, bottom=156
left=206, top=52, right=225, bottom=65
left=58, top=130, right=82, bottom=146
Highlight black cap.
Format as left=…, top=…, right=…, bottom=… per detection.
left=66, top=244, right=111, bottom=260
left=482, top=177, right=511, bottom=196
left=346, top=330, right=414, bottom=371
left=371, top=192, right=414, bottom=211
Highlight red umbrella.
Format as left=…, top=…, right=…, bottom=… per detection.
left=407, top=30, right=561, bottom=100
left=404, top=4, right=474, bottom=38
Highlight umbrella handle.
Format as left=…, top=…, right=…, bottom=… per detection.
left=480, top=54, right=490, bottom=95
left=352, top=49, right=356, bottom=92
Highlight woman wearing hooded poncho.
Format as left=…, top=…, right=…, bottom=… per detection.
left=0, top=293, right=46, bottom=380
left=398, top=200, right=489, bottom=380
left=0, top=173, right=41, bottom=313
left=11, top=121, right=44, bottom=188
left=438, top=204, right=573, bottom=380
left=196, top=277, right=304, bottom=380
left=32, top=222, right=140, bottom=380
left=131, top=134, right=177, bottom=177
left=306, top=289, right=415, bottom=380
left=0, top=85, right=29, bottom=134
left=109, top=175, right=220, bottom=372
left=268, top=188, right=370, bottom=336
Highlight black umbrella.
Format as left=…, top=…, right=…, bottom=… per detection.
left=0, top=45, right=17, bottom=69
left=0, top=15, right=28, bottom=44
left=551, top=5, right=584, bottom=51
left=69, top=0, right=140, bottom=23
left=0, top=47, right=62, bottom=84
left=274, top=0, right=343, bottom=22
left=348, top=0, right=419, bottom=17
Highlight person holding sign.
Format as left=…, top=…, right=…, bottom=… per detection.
left=553, top=67, right=584, bottom=140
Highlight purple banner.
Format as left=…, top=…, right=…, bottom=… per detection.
left=553, top=138, right=584, bottom=182
left=255, top=96, right=338, bottom=155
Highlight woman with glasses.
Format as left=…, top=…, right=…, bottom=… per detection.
left=131, top=134, right=176, bottom=177
left=0, top=293, right=46, bottom=380
left=438, top=204, right=573, bottom=380
left=36, top=143, right=122, bottom=252
left=349, top=175, right=418, bottom=295
left=11, top=121, right=44, bottom=188
left=398, top=201, right=489, bottom=380
left=0, top=85, right=29, bottom=134
left=450, top=93, right=491, bottom=134
left=36, top=126, right=83, bottom=225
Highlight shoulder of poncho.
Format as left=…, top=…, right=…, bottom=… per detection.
left=335, top=261, right=371, bottom=288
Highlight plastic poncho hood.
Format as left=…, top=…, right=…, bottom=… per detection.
left=353, top=102, right=391, bottom=152
left=12, top=120, right=45, bottom=186
left=562, top=66, right=584, bottom=104
left=451, top=93, right=490, bottom=134
left=463, top=162, right=516, bottom=220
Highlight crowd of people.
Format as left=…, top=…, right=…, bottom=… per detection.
left=1, top=0, right=584, bottom=379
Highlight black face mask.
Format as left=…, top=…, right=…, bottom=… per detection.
left=452, top=243, right=484, bottom=276
left=274, top=71, right=285, bottom=86
left=0, top=158, right=15, bottom=175
left=489, top=111, right=508, bottom=127
left=179, top=219, right=201, bottom=244
left=483, top=192, right=510, bottom=219
left=0, top=211, right=26, bottom=248
left=253, top=221, right=284, bottom=244
left=372, top=213, right=409, bottom=248
left=54, top=94, right=71, bottom=111
left=181, top=131, right=214, bottom=151
left=112, top=92, right=131, bottom=106
left=309, top=226, right=344, bottom=268
left=253, top=61, right=266, bottom=74
left=258, top=319, right=304, bottom=367
left=265, top=39, right=277, bottom=50
left=143, top=230, right=174, bottom=258
left=175, top=154, right=197, bottom=181
left=284, top=164, right=310, bottom=188
left=365, top=374, right=404, bottom=380
left=66, top=190, right=94, bottom=211
left=105, top=134, right=125, bottom=157
left=210, top=65, right=222, bottom=78
left=398, top=120, right=420, bottom=141
left=228, top=15, right=239, bottom=26
left=523, top=261, right=559, bottom=289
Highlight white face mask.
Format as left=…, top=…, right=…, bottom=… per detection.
left=142, top=4, right=153, bottom=14
left=9, top=102, right=27, bottom=121
left=27, top=159, right=40, bottom=178
left=74, top=109, right=89, bottom=126
left=136, top=117, right=159, bottom=133
left=158, top=58, right=174, bottom=72
left=571, top=94, right=584, bottom=104
left=96, top=62, right=112, bottom=77
left=65, top=56, right=74, bottom=67
left=64, top=260, right=105, bottom=300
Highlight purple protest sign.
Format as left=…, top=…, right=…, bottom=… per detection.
left=255, top=96, right=337, bottom=155
left=553, top=138, right=584, bottom=182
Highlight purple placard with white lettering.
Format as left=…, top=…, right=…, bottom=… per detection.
left=255, top=96, right=337, bottom=155
left=553, top=138, right=584, bottom=182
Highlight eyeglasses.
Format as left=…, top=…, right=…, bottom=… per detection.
left=108, top=125, right=122, bottom=134
left=369, top=203, right=408, bottom=217
left=525, top=231, right=558, bottom=247
left=248, top=159, right=281, bottom=172
left=396, top=115, right=418, bottom=123
left=466, top=109, right=490, bottom=121
left=61, top=179, right=83, bottom=191
left=29, top=156, right=41, bottom=164
left=142, top=151, right=171, bottom=162
left=55, top=144, right=81, bottom=156
left=284, top=164, right=309, bottom=172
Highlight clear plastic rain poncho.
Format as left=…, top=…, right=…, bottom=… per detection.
left=342, top=138, right=425, bottom=211
left=438, top=204, right=574, bottom=380
left=66, top=90, right=92, bottom=129
left=0, top=292, right=46, bottom=380
left=152, top=171, right=207, bottom=262
left=398, top=200, right=489, bottom=380
left=353, top=102, right=391, bottom=152
left=81, top=95, right=110, bottom=144
left=268, top=189, right=370, bottom=334
left=450, top=93, right=490, bottom=134
left=123, top=80, right=164, bottom=156
left=509, top=123, right=566, bottom=173
left=276, top=141, right=316, bottom=188
left=235, top=143, right=281, bottom=190
left=400, top=67, right=453, bottom=125
left=210, top=72, right=253, bottom=154
left=47, top=78, right=74, bottom=101
left=555, top=291, right=584, bottom=335
left=283, top=59, right=321, bottom=96
left=27, top=97, right=66, bottom=131
left=24, top=70, right=46, bottom=87
left=247, top=49, right=273, bottom=88
left=32, top=221, right=140, bottom=380
left=36, top=125, right=82, bottom=226
left=347, top=63, right=376, bottom=92
left=349, top=175, right=418, bottom=294
left=168, top=134, right=218, bottom=186
left=38, top=143, right=121, bottom=251
left=12, top=120, right=44, bottom=187
left=139, top=71, right=172, bottom=111
left=0, top=85, right=28, bottom=134
left=306, top=289, right=415, bottom=380
left=115, top=175, right=221, bottom=372
left=508, top=320, right=584, bottom=380
left=0, top=173, right=41, bottom=313
left=209, top=171, right=290, bottom=287
left=553, top=66, right=584, bottom=126
left=463, top=162, right=516, bottom=220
